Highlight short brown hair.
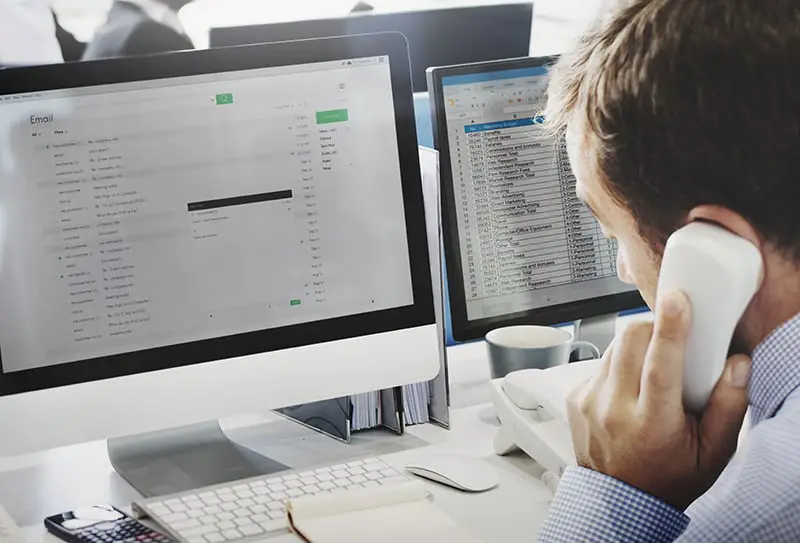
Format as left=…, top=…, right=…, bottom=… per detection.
left=546, top=0, right=800, bottom=257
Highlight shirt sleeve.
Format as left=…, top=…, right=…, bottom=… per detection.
left=539, top=466, right=690, bottom=543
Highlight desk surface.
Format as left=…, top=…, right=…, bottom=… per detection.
left=4, top=314, right=650, bottom=541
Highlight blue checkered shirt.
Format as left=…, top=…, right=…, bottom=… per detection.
left=540, top=313, right=800, bottom=542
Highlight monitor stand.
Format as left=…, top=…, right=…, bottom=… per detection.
left=572, top=313, right=617, bottom=360
left=108, top=420, right=289, bottom=498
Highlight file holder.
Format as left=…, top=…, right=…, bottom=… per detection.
left=278, top=147, right=450, bottom=440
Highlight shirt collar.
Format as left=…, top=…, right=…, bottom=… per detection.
left=749, top=312, right=800, bottom=423
left=122, top=0, right=188, bottom=38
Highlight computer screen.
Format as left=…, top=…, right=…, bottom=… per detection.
left=209, top=3, right=534, bottom=93
left=0, top=37, right=434, bottom=391
left=428, top=57, right=643, bottom=341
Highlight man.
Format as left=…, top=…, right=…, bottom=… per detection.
left=82, top=0, right=194, bottom=61
left=0, top=0, right=63, bottom=66
left=539, top=0, right=800, bottom=541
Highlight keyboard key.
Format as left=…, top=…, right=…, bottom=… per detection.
left=315, top=466, right=332, bottom=474
left=171, top=519, right=200, bottom=532
left=251, top=514, right=269, bottom=524
left=165, top=499, right=182, bottom=507
left=335, top=479, right=350, bottom=488
left=364, top=463, right=383, bottom=473
left=216, top=521, right=235, bottom=531
left=198, top=492, right=215, bottom=499
left=206, top=534, right=224, bottom=543
left=382, top=469, right=401, bottom=477
left=317, top=473, right=333, bottom=482
left=236, top=499, right=255, bottom=508
left=250, top=505, right=267, bottom=514
left=332, top=464, right=347, bottom=471
left=252, top=487, right=269, bottom=496
left=348, top=467, right=366, bottom=476
left=283, top=474, right=298, bottom=481
left=233, top=509, right=250, bottom=519
left=267, top=510, right=284, bottom=521
left=187, top=510, right=205, bottom=519
left=366, top=472, right=382, bottom=481
left=258, top=520, right=286, bottom=533
left=285, top=480, right=302, bottom=489
left=268, top=483, right=287, bottom=492
left=332, top=470, right=348, bottom=479
left=251, top=480, right=266, bottom=487
left=161, top=513, right=188, bottom=524
left=349, top=460, right=365, bottom=467
left=221, top=530, right=241, bottom=541
left=168, top=503, right=188, bottom=513
left=181, top=526, right=216, bottom=538
left=199, top=517, right=217, bottom=526
left=201, top=497, right=221, bottom=506
left=220, top=503, right=237, bottom=512
left=267, top=502, right=284, bottom=512
left=233, top=519, right=252, bottom=528
left=203, top=506, right=222, bottom=515
left=234, top=490, right=254, bottom=499
left=298, top=471, right=315, bottom=478
left=300, top=477, right=318, bottom=485
left=303, top=484, right=320, bottom=494
left=287, top=488, right=303, bottom=498
left=232, top=485, right=249, bottom=493
left=270, top=491, right=288, bottom=501
left=218, top=493, right=237, bottom=503
left=217, top=513, right=235, bottom=521
left=239, top=525, right=263, bottom=537
left=254, top=495, right=271, bottom=505
left=150, top=506, right=170, bottom=518
left=319, top=481, right=335, bottom=490
left=349, top=475, right=367, bottom=484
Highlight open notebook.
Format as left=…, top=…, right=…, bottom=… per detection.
left=286, top=481, right=483, bottom=543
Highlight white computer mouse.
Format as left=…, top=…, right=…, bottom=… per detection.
left=405, top=455, right=499, bottom=492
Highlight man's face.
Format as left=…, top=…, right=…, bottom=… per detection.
left=566, top=123, right=662, bottom=308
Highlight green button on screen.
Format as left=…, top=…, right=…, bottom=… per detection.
left=216, top=93, right=234, bottom=105
left=290, top=299, right=302, bottom=306
left=316, top=109, right=349, bottom=124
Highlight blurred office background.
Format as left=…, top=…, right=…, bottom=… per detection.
left=50, top=0, right=607, bottom=57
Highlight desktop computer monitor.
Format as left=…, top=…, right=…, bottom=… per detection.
left=0, top=33, right=439, bottom=464
left=427, top=57, right=644, bottom=343
left=209, top=3, right=534, bottom=93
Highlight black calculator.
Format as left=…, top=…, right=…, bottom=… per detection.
left=45, top=505, right=174, bottom=543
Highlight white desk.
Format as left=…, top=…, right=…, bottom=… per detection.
left=5, top=314, right=653, bottom=542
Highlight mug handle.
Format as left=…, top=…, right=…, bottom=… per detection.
left=570, top=340, right=601, bottom=360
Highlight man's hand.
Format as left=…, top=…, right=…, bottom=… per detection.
left=567, top=290, right=752, bottom=510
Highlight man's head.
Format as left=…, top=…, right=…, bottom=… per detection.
left=546, top=0, right=800, bottom=325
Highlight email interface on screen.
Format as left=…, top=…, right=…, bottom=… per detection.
left=442, top=66, right=633, bottom=322
left=0, top=56, right=414, bottom=372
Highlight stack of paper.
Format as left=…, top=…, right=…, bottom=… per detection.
left=287, top=481, right=483, bottom=543
left=351, top=392, right=380, bottom=431
left=402, top=382, right=431, bottom=426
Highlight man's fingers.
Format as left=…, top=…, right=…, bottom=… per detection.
left=700, top=355, right=751, bottom=464
left=640, top=290, right=691, bottom=410
left=609, top=321, right=652, bottom=397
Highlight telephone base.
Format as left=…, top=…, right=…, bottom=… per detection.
left=489, top=360, right=603, bottom=480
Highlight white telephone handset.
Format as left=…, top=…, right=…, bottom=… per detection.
left=491, top=222, right=762, bottom=488
left=657, top=222, right=762, bottom=412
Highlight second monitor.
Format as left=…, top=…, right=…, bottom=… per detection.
left=428, top=57, right=644, bottom=343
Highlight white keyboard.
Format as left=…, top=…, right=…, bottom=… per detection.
left=133, top=457, right=408, bottom=542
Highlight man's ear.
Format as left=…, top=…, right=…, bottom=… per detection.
left=687, top=205, right=763, bottom=251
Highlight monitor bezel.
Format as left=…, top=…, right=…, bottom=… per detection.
left=427, top=56, right=644, bottom=343
left=0, top=32, right=435, bottom=395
